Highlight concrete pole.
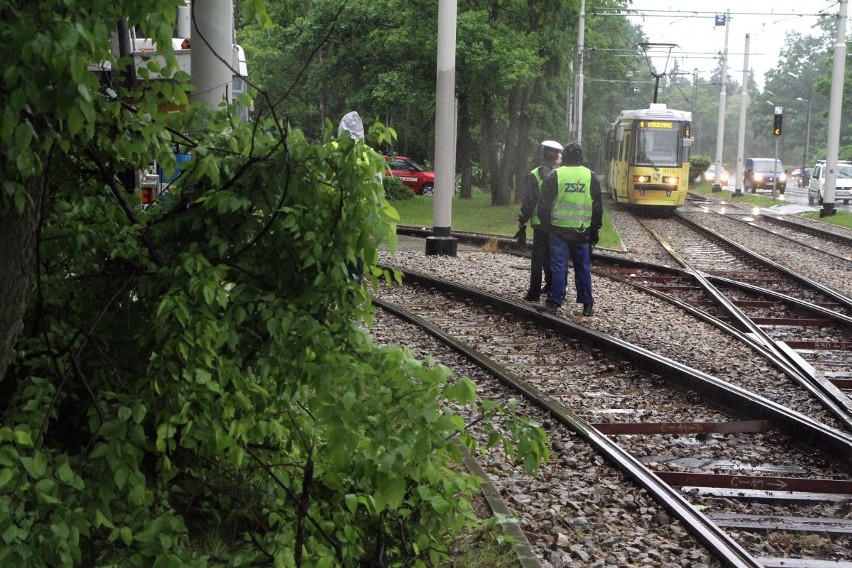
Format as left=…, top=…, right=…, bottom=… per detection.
left=821, top=0, right=847, bottom=217
left=803, top=94, right=812, bottom=170
left=426, top=0, right=458, bottom=256
left=177, top=1, right=191, bottom=39
left=575, top=0, right=586, bottom=145
left=712, top=10, right=730, bottom=192
left=565, top=62, right=574, bottom=142
left=734, top=34, right=749, bottom=196
left=190, top=0, right=233, bottom=110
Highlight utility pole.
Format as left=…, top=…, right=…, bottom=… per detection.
left=734, top=33, right=749, bottom=196
left=773, top=106, right=782, bottom=199
left=190, top=0, right=234, bottom=110
left=566, top=62, right=574, bottom=143
left=712, top=10, right=730, bottom=192
left=427, top=0, right=458, bottom=255
left=575, top=0, right=586, bottom=145
left=821, top=0, right=847, bottom=217
left=798, top=91, right=812, bottom=171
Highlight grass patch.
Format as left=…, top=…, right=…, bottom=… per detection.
left=390, top=189, right=622, bottom=249
left=438, top=528, right=521, bottom=568
left=801, top=209, right=852, bottom=229
left=690, top=182, right=788, bottom=207
left=692, top=182, right=852, bottom=229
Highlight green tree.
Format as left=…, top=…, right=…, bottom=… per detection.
left=1, top=1, right=549, bottom=565
left=581, top=9, right=648, bottom=168
left=240, top=0, right=438, bottom=162
left=761, top=30, right=832, bottom=167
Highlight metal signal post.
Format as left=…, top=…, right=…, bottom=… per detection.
left=773, top=106, right=782, bottom=199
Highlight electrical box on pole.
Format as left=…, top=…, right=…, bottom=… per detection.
left=773, top=107, right=783, bottom=137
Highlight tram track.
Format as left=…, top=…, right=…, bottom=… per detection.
left=371, top=271, right=852, bottom=567
left=736, top=213, right=852, bottom=261
left=625, top=215, right=852, bottom=433
left=396, top=220, right=852, bottom=434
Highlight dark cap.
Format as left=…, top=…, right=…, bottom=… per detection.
left=563, top=142, right=583, bottom=164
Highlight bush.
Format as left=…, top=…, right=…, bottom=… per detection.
left=383, top=175, right=416, bottom=200
left=689, top=155, right=712, bottom=183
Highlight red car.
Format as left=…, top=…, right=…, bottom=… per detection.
left=384, top=155, right=435, bottom=195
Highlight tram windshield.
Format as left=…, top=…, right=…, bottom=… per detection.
left=634, top=121, right=681, bottom=167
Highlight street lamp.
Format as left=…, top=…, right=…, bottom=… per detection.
left=786, top=71, right=813, bottom=171
left=796, top=94, right=812, bottom=171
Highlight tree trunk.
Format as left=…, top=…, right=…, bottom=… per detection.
left=514, top=87, right=534, bottom=204
left=456, top=94, right=473, bottom=198
left=0, top=176, right=44, bottom=386
left=492, top=87, right=522, bottom=206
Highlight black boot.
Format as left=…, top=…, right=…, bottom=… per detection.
left=533, top=301, right=558, bottom=315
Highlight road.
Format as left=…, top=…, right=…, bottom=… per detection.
left=721, top=180, right=852, bottom=212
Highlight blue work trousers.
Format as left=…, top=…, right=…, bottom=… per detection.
left=546, top=233, right=593, bottom=307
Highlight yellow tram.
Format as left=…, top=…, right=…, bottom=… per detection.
left=603, top=103, right=693, bottom=209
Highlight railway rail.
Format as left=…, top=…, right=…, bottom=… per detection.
left=398, top=217, right=852, bottom=431
left=617, top=214, right=852, bottom=433
left=371, top=270, right=852, bottom=567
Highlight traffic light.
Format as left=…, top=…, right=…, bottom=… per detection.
left=773, top=111, right=783, bottom=137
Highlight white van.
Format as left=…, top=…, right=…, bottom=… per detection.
left=808, top=160, right=852, bottom=205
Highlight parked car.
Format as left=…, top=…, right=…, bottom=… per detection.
left=383, top=155, right=435, bottom=195
left=704, top=165, right=729, bottom=185
left=808, top=160, right=852, bottom=205
left=744, top=157, right=786, bottom=193
left=800, top=167, right=813, bottom=188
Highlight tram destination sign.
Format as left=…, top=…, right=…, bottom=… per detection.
left=639, top=121, right=675, bottom=129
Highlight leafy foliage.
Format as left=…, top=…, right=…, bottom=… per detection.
left=383, top=175, right=416, bottom=201
left=689, top=155, right=712, bottom=183
left=1, top=1, right=552, bottom=566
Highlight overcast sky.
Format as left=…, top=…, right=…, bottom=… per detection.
left=614, top=1, right=839, bottom=89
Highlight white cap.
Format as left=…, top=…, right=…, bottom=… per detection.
left=541, top=140, right=563, bottom=152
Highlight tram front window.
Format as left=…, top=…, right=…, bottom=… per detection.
left=635, top=128, right=679, bottom=167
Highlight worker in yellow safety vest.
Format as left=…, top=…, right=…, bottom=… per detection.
left=518, top=139, right=562, bottom=301
left=533, top=142, right=602, bottom=318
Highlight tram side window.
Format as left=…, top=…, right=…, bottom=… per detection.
left=635, top=128, right=679, bottom=166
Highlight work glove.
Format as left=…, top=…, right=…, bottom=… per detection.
left=513, top=223, right=527, bottom=245
left=589, top=228, right=599, bottom=247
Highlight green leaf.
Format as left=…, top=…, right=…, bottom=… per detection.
left=119, top=526, right=133, bottom=545
left=128, top=483, right=145, bottom=506
left=20, top=452, right=47, bottom=478
left=95, top=510, right=114, bottom=530
left=445, top=378, right=476, bottom=405
left=35, top=478, right=60, bottom=504
left=67, top=106, right=83, bottom=136
left=0, top=467, right=15, bottom=490
left=51, top=521, right=70, bottom=540
left=114, top=467, right=129, bottom=490
left=374, top=475, right=406, bottom=512
left=344, top=493, right=358, bottom=514
left=12, top=429, right=33, bottom=447
left=56, top=461, right=75, bottom=484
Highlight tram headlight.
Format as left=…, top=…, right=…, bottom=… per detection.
left=633, top=175, right=651, bottom=183
left=663, top=176, right=679, bottom=185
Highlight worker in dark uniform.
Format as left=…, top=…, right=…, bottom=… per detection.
left=533, top=141, right=602, bottom=317
left=518, top=140, right=562, bottom=301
